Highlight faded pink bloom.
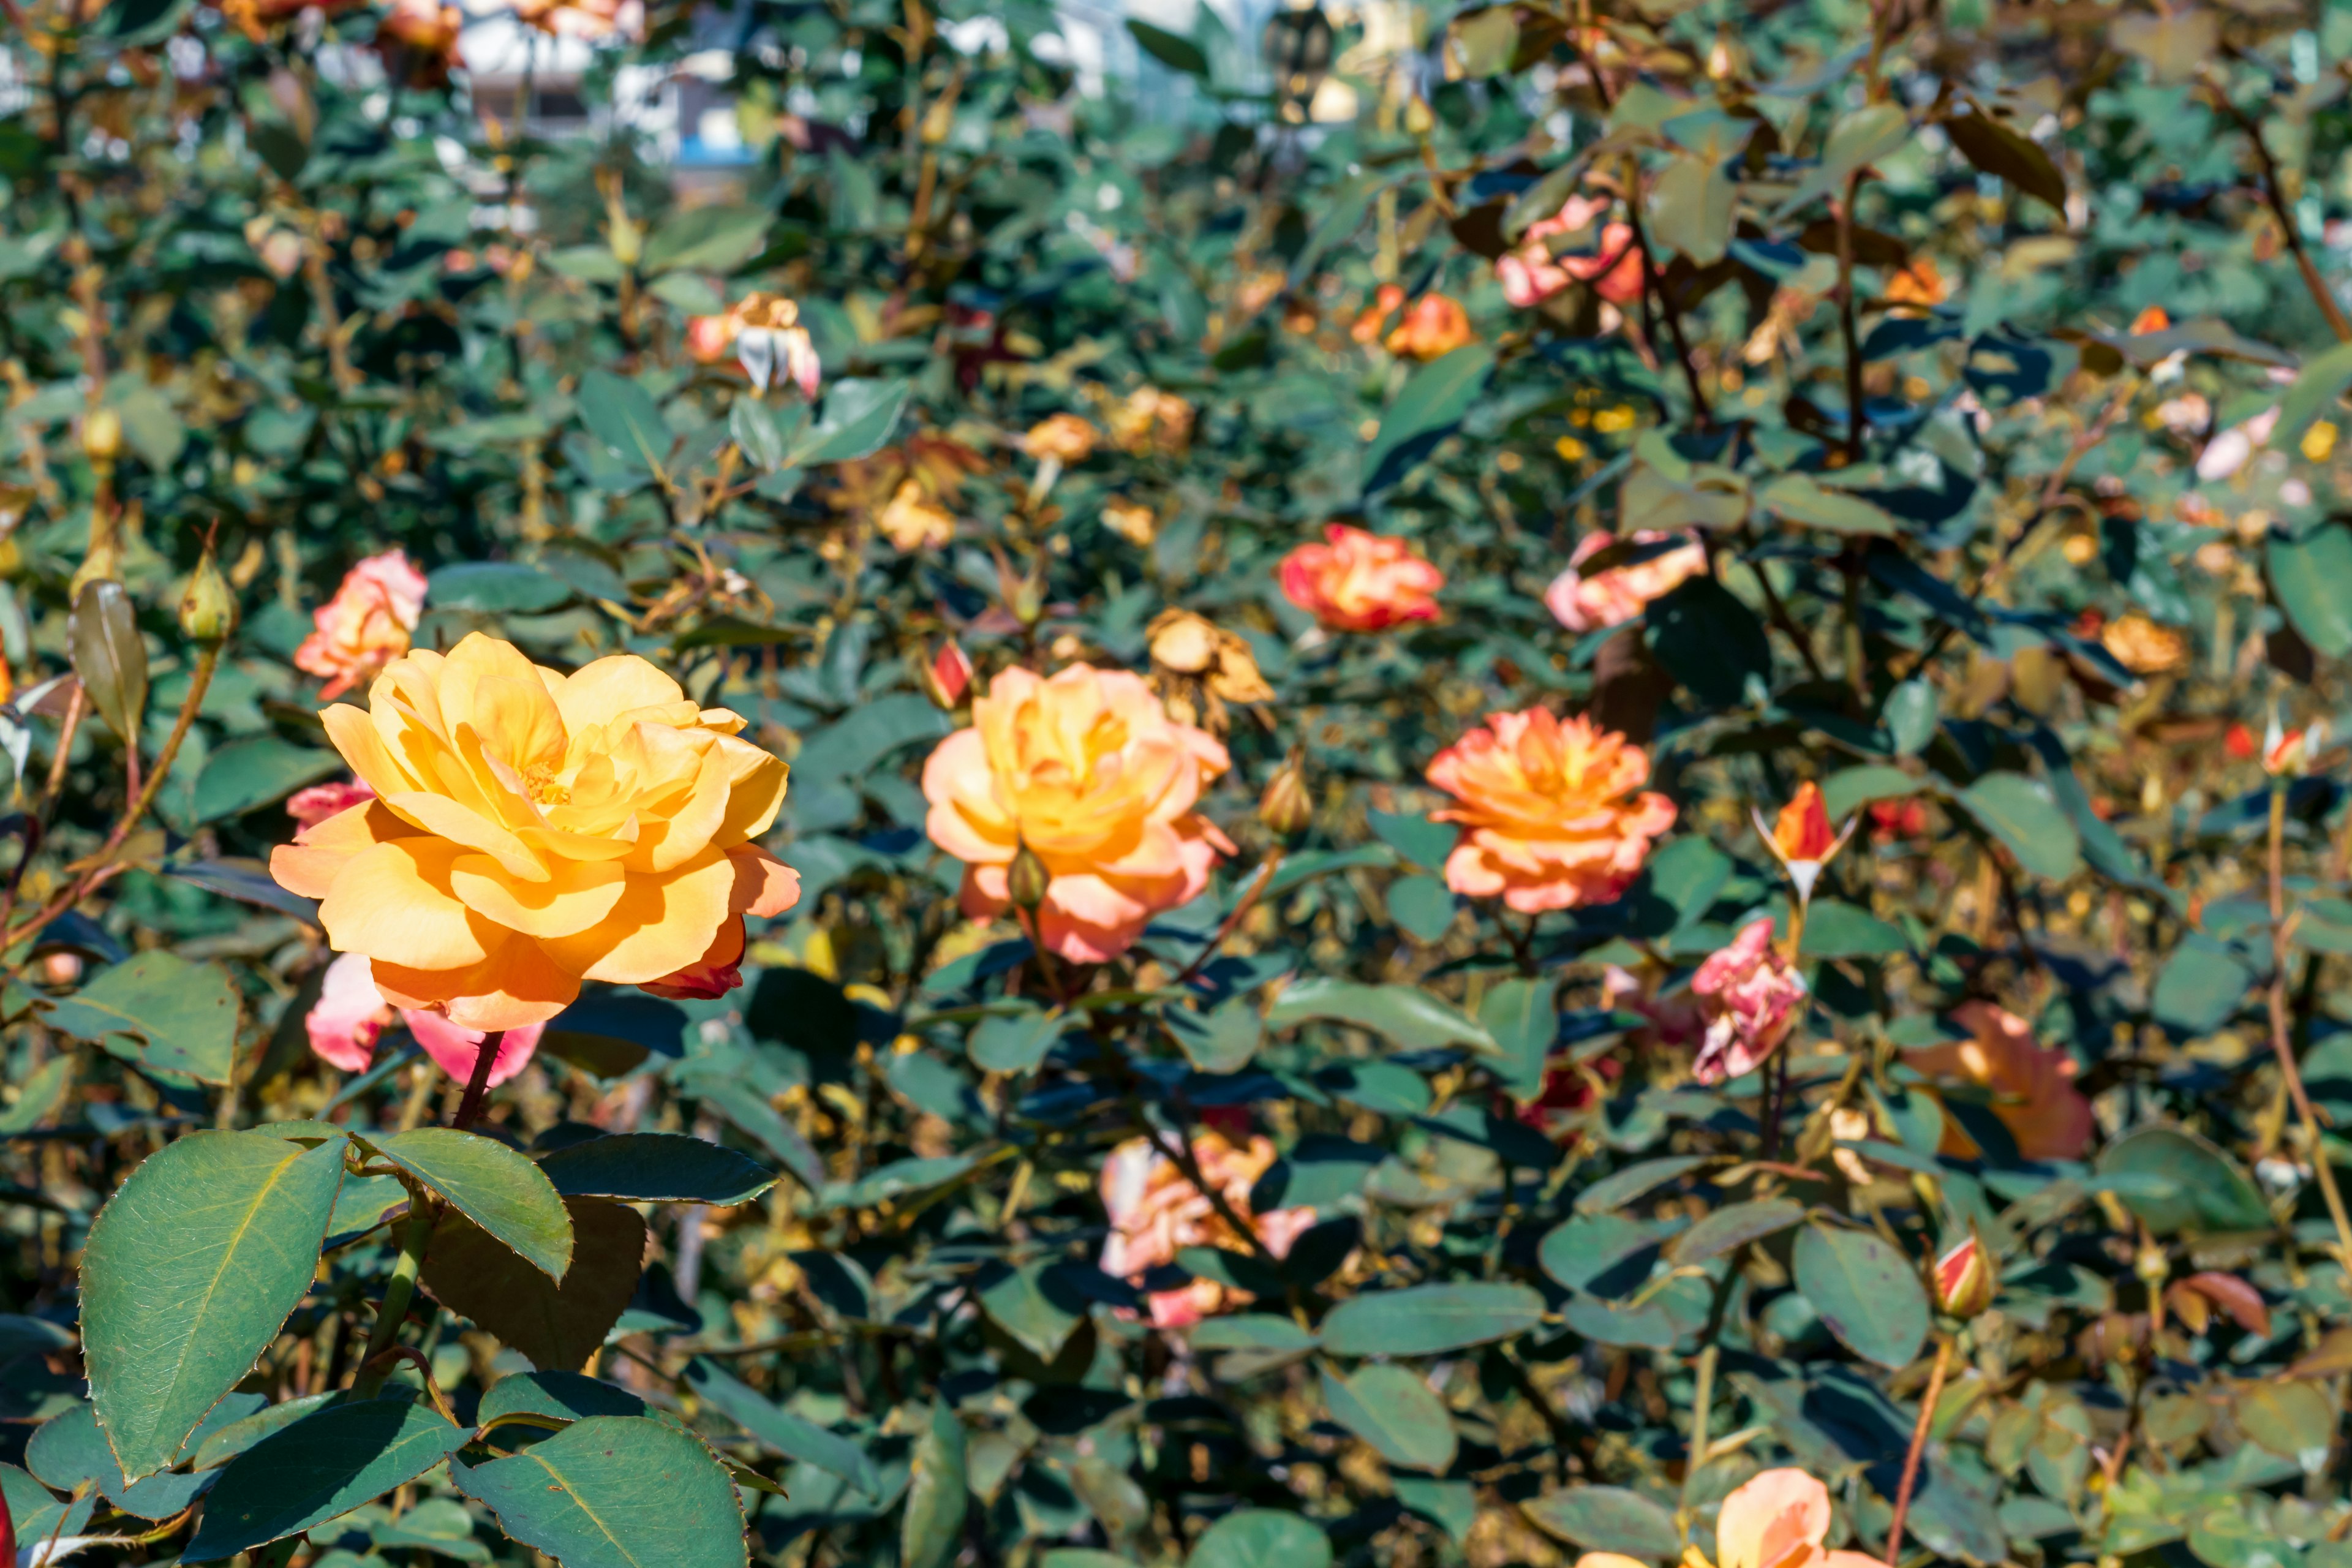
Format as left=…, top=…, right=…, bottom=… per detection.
left=1099, top=1130, right=1317, bottom=1328
left=1689, top=916, right=1808, bottom=1085
left=286, top=778, right=377, bottom=829
left=305, top=952, right=545, bottom=1085
left=1498, top=198, right=1644, bottom=309
left=1544, top=530, right=1706, bottom=633
left=294, top=549, right=428, bottom=699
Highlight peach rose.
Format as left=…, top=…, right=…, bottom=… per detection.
left=1276, top=524, right=1444, bottom=633
left=1023, top=413, right=1100, bottom=465
left=1498, top=197, right=1644, bottom=309
left=377, top=0, right=462, bottom=61
left=921, top=664, right=1234, bottom=963
left=307, top=951, right=544, bottom=1085
left=1099, top=1131, right=1317, bottom=1327
left=1543, top=529, right=1706, bottom=632
left=1709, top=1469, right=1880, bottom=1568
left=1690, top=916, right=1809, bottom=1084
left=1384, top=293, right=1475, bottom=360
left=1905, top=1000, right=2093, bottom=1162
left=1426, top=709, right=1676, bottom=913
left=514, top=0, right=641, bottom=39
left=295, top=549, right=429, bottom=701
left=271, top=633, right=799, bottom=1032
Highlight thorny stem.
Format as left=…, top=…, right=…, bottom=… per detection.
left=1883, top=1332, right=1953, bottom=1567
left=1170, top=852, right=1284, bottom=988
left=1834, top=174, right=1866, bottom=463
left=2267, top=781, right=2352, bottom=1276
left=351, top=1189, right=436, bottom=1398
left=452, top=1028, right=507, bottom=1132
left=2211, top=88, right=2352, bottom=344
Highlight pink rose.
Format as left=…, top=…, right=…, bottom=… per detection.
left=1099, top=1130, right=1316, bottom=1328
left=293, top=549, right=429, bottom=699
left=1544, top=530, right=1707, bottom=633
left=287, top=778, right=377, bottom=829
left=306, top=951, right=544, bottom=1085
left=1497, top=198, right=1645, bottom=309
left=1689, top=916, right=1808, bottom=1084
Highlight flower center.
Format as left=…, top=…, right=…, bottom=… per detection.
left=521, top=763, right=570, bottom=805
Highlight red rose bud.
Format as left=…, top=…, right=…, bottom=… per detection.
left=2226, top=722, right=2256, bottom=761
left=2263, top=712, right=2324, bottom=777
left=925, top=639, right=973, bottom=709
left=1752, top=780, right=1856, bottom=905
left=1934, top=1231, right=1994, bottom=1319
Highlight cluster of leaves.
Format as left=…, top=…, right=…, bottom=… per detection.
left=6, top=0, right=2352, bottom=1567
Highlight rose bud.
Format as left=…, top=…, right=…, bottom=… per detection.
left=1751, top=780, right=1858, bottom=906
left=1934, top=1231, right=1995, bottom=1319
left=1258, top=755, right=1313, bottom=839
left=178, top=543, right=239, bottom=645
left=924, top=639, right=973, bottom=710
left=1006, top=839, right=1051, bottom=913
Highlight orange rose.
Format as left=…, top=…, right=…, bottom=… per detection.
left=1105, top=386, right=1193, bottom=456
left=1905, top=1000, right=2093, bottom=1161
left=295, top=549, right=429, bottom=700
left=1426, top=709, right=1676, bottom=912
left=1706, top=1469, right=1881, bottom=1568
left=1023, top=413, right=1100, bottom=465
left=376, top=0, right=462, bottom=64
left=1885, top=256, right=1948, bottom=307
left=920, top=664, right=1233, bottom=963
left=1276, top=524, right=1444, bottom=633
left=271, top=633, right=800, bottom=1032
left=1099, top=1131, right=1318, bottom=1327
left=1384, top=293, right=1475, bottom=360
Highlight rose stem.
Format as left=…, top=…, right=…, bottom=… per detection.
left=452, top=1029, right=506, bottom=1131
left=1883, top=1332, right=1953, bottom=1567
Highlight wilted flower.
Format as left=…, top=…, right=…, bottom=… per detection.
left=306, top=951, right=545, bottom=1086
left=1276, top=524, right=1444, bottom=633
left=1098, top=1130, right=1317, bottom=1327
left=1384, top=293, right=1475, bottom=360
left=920, top=664, right=1234, bottom=963
left=1868, top=797, right=1928, bottom=841
left=1752, top=781, right=1856, bottom=906
left=271, top=634, right=801, bottom=1032
left=1701, top=1469, right=1881, bottom=1568
left=1425, top=710, right=1676, bottom=913
left=876, top=480, right=956, bottom=551
left=1934, top=1229, right=1996, bottom=1318
left=685, top=313, right=739, bottom=364
left=1023, top=413, right=1100, bottom=465
left=1498, top=197, right=1642, bottom=308
left=1350, top=283, right=1406, bottom=344
left=1146, top=608, right=1273, bottom=734
left=1905, top=1001, right=2093, bottom=1162
left=2100, top=613, right=2189, bottom=676
left=1689, top=916, right=1808, bottom=1085
left=732, top=295, right=821, bottom=398
left=243, top=218, right=306, bottom=281
left=1543, top=529, right=1706, bottom=632
left=2129, top=304, right=2171, bottom=336
left=1106, top=386, right=1194, bottom=456
left=1257, top=753, right=1313, bottom=838
left=294, top=549, right=429, bottom=700
left=1102, top=498, right=1158, bottom=546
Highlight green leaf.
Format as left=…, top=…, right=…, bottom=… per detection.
left=1318, top=1364, right=1456, bottom=1473
left=191, top=1393, right=336, bottom=1470
left=900, top=1401, right=967, bottom=1568
left=1884, top=679, right=1938, bottom=756
left=1187, top=1511, right=1330, bottom=1568
left=682, top=1358, right=879, bottom=1496
left=1539, top=1212, right=1681, bottom=1294
left=1387, top=874, right=1459, bottom=944
left=1646, top=578, right=1771, bottom=707
left=2274, top=341, right=2352, bottom=448
left=1520, top=1486, right=1679, bottom=1558
left=42, top=951, right=240, bottom=1085
left=1163, top=998, right=1262, bottom=1074
left=968, top=1007, right=1067, bottom=1074
left=183, top=1398, right=471, bottom=1561
left=1776, top=102, right=1910, bottom=216
left=1574, top=1155, right=1708, bottom=1216
left=1672, top=1196, right=1806, bottom=1265
left=1319, top=1282, right=1544, bottom=1357
left=370, top=1128, right=573, bottom=1281
left=1821, top=764, right=1921, bottom=822
left=1800, top=900, right=1907, bottom=959
left=1481, top=976, right=1558, bottom=1100
left=538, top=1134, right=774, bottom=1207
left=640, top=205, right=772, bottom=274
left=451, top=1417, right=746, bottom=1568
left=426, top=563, right=574, bottom=614
left=1646, top=148, right=1735, bottom=266
left=1265, top=979, right=1497, bottom=1054
left=1944, top=111, right=2067, bottom=211
left=70, top=575, right=148, bottom=745
left=1125, top=18, right=1208, bottom=75
left=2150, top=936, right=2254, bottom=1035
left=2268, top=526, right=2352, bottom=658
left=1363, top=346, right=1496, bottom=496
left=1366, top=809, right=1457, bottom=871
left=1790, top=1221, right=1929, bottom=1370
left=577, top=371, right=673, bottom=476
left=191, top=737, right=343, bottom=824
left=421, top=1197, right=646, bottom=1371
left=479, top=1371, right=649, bottom=1426
left=83, top=1131, right=345, bottom=1482
left=1956, top=772, right=2082, bottom=881
left=1759, top=473, right=1902, bottom=537
left=788, top=380, right=911, bottom=468
left=2096, top=1126, right=2270, bottom=1236
left=27, top=1401, right=211, bottom=1518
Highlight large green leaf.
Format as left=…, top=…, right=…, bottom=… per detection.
left=1319, top=1282, right=1544, bottom=1357
left=2268, top=525, right=2352, bottom=658
left=42, top=951, right=241, bottom=1084
left=1265, top=979, right=1496, bottom=1054
left=1520, top=1486, right=1679, bottom=1558
left=2096, top=1126, right=2270, bottom=1236
left=2150, top=936, right=2254, bottom=1035
left=640, top=204, right=772, bottom=274
left=421, top=1197, right=644, bottom=1371
left=2272, top=340, right=2352, bottom=447
left=191, top=737, right=343, bottom=824
left=1125, top=18, right=1207, bottom=75
left=1956, top=772, right=2082, bottom=881
left=451, top=1417, right=746, bottom=1568
left=184, top=1398, right=471, bottom=1561
left=682, top=1357, right=879, bottom=1496
left=537, top=1134, right=775, bottom=1207
left=1317, top=1364, right=1456, bottom=1473
left=427, top=562, right=573, bottom=614
left=577, top=371, right=673, bottom=475
left=1363, top=346, right=1496, bottom=496
left=370, top=1129, right=573, bottom=1281
left=900, top=1401, right=967, bottom=1568
left=1672, top=1197, right=1806, bottom=1265
left=1791, top=1222, right=1929, bottom=1370
left=788, top=380, right=912, bottom=468
left=1163, top=998, right=1263, bottom=1074
left=83, top=1132, right=345, bottom=1482
left=1482, top=977, right=1558, bottom=1100
left=1646, top=578, right=1771, bottom=707
left=1187, top=1511, right=1330, bottom=1568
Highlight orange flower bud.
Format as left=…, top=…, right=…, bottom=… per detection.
left=1754, top=781, right=1856, bottom=906
left=924, top=639, right=973, bottom=710
left=1934, top=1231, right=1994, bottom=1319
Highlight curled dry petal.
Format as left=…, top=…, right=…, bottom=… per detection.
left=1905, top=1000, right=2093, bottom=1162
left=1689, top=916, right=1808, bottom=1085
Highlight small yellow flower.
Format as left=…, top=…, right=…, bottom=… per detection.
left=2303, top=420, right=2338, bottom=462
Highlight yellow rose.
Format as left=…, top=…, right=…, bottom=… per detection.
left=271, top=633, right=799, bottom=1031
